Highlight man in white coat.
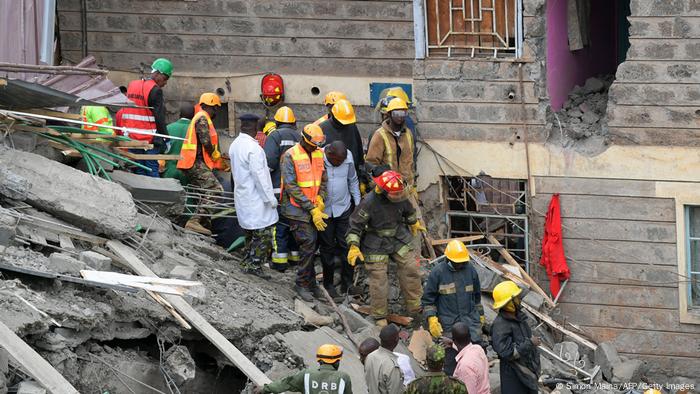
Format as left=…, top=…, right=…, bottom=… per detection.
left=229, top=113, right=278, bottom=279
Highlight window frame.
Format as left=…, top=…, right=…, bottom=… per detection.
left=684, top=205, right=700, bottom=310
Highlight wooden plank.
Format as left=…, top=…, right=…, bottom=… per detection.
left=553, top=282, right=679, bottom=309
left=534, top=177, right=657, bottom=197
left=558, top=238, right=677, bottom=266
left=487, top=236, right=554, bottom=306
left=351, top=304, right=414, bottom=327
left=555, top=303, right=700, bottom=334
left=520, top=303, right=597, bottom=351
left=431, top=235, right=484, bottom=246
left=530, top=217, right=677, bottom=243
left=549, top=259, right=682, bottom=289
left=119, top=151, right=182, bottom=161
left=0, top=320, right=80, bottom=394
left=58, top=234, right=76, bottom=251
left=581, top=325, right=700, bottom=358
left=531, top=194, right=676, bottom=222
left=106, top=240, right=271, bottom=386
left=24, top=108, right=81, bottom=120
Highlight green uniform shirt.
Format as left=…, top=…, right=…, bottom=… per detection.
left=163, top=118, right=189, bottom=184
left=404, top=371, right=467, bottom=394
left=263, top=364, right=353, bottom=394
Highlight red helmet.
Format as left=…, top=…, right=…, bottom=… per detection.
left=374, top=170, right=405, bottom=193
left=260, top=73, right=285, bottom=107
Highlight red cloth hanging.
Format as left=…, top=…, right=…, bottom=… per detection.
left=539, top=193, right=570, bottom=298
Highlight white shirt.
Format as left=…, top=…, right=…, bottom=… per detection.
left=323, top=149, right=361, bottom=218
left=229, top=133, right=278, bottom=230
left=393, top=352, right=416, bottom=386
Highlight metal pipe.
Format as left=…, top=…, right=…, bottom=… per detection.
left=414, top=0, right=427, bottom=59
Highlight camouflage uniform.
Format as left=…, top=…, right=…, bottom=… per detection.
left=404, top=372, right=468, bottom=394
left=241, top=225, right=274, bottom=270
left=346, top=190, right=423, bottom=319
left=183, top=116, right=224, bottom=221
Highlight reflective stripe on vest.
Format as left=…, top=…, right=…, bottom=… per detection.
left=313, top=114, right=329, bottom=125
left=121, top=79, right=158, bottom=142
left=177, top=110, right=224, bottom=170
left=282, top=144, right=324, bottom=208
left=378, top=127, right=413, bottom=170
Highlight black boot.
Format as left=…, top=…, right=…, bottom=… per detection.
left=295, top=285, right=315, bottom=302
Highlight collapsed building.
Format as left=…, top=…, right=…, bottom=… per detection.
left=0, top=0, right=699, bottom=393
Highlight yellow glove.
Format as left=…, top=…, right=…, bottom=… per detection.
left=315, top=195, right=325, bottom=212
left=410, top=221, right=426, bottom=236
left=347, top=245, right=364, bottom=267
left=428, top=316, right=443, bottom=338
left=480, top=315, right=486, bottom=325
left=359, top=182, right=367, bottom=196
left=211, top=148, right=222, bottom=161
left=310, top=207, right=329, bottom=231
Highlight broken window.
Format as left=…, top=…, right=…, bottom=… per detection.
left=686, top=206, right=700, bottom=309
left=424, top=0, right=522, bottom=58
left=442, top=174, right=530, bottom=271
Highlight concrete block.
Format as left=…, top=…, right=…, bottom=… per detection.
left=163, top=345, right=196, bottom=386
left=611, top=359, right=645, bottom=384
left=169, top=265, right=197, bottom=281
left=0, top=347, right=8, bottom=374
left=110, top=170, right=185, bottom=204
left=522, top=290, right=545, bottom=310
left=16, top=381, right=46, bottom=394
left=553, top=341, right=580, bottom=363
left=472, top=262, right=499, bottom=292
left=594, top=342, right=621, bottom=381
left=78, top=251, right=112, bottom=271
left=338, top=304, right=373, bottom=333
left=0, top=224, right=16, bottom=247
left=49, top=252, right=87, bottom=275
left=0, top=147, right=137, bottom=238
left=8, top=133, right=37, bottom=153
left=0, top=167, right=29, bottom=200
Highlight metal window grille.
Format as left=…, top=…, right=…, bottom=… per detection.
left=685, top=206, right=700, bottom=308
left=442, top=175, right=530, bottom=271
left=424, top=0, right=523, bottom=58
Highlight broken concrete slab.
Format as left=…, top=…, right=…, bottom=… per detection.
left=611, top=359, right=645, bottom=384
left=163, top=345, right=196, bottom=386
left=472, top=260, right=500, bottom=292
left=49, top=253, right=87, bottom=275
left=78, top=251, right=111, bottom=271
left=594, top=342, right=621, bottom=381
left=338, top=304, right=373, bottom=333
left=282, top=326, right=367, bottom=394
left=583, top=77, right=605, bottom=94
left=294, top=299, right=334, bottom=327
left=16, top=381, right=46, bottom=394
left=553, top=341, right=580, bottom=363
left=522, top=290, right=545, bottom=310
left=0, top=147, right=137, bottom=238
left=0, top=167, right=29, bottom=200
left=110, top=170, right=185, bottom=217
left=169, top=265, right=197, bottom=281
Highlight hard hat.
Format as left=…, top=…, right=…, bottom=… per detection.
left=378, top=95, right=396, bottom=114
left=374, top=170, right=405, bottom=193
left=445, top=240, right=470, bottom=263
left=261, top=73, right=285, bottom=107
left=274, top=106, right=296, bottom=123
left=386, top=97, right=409, bottom=113
left=263, top=121, right=276, bottom=135
left=198, top=93, right=221, bottom=107
left=151, top=58, right=173, bottom=78
left=385, top=87, right=411, bottom=104
left=301, top=123, right=326, bottom=147
left=492, top=281, right=522, bottom=310
left=316, top=344, right=343, bottom=364
left=331, top=99, right=356, bottom=125
left=324, top=91, right=347, bottom=106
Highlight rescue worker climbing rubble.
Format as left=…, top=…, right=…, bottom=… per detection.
left=176, top=92, right=226, bottom=235
left=346, top=170, right=424, bottom=326
left=258, top=344, right=353, bottom=394
left=280, top=123, right=328, bottom=302
left=422, top=239, right=485, bottom=345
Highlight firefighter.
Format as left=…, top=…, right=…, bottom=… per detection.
left=346, top=170, right=425, bottom=326
left=176, top=93, right=226, bottom=235
left=422, top=240, right=485, bottom=344
left=314, top=90, right=347, bottom=125
left=264, top=106, right=301, bottom=271
left=280, top=124, right=328, bottom=301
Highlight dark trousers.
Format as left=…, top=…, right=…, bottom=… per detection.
left=318, top=208, right=353, bottom=290
left=288, top=219, right=318, bottom=289
left=130, top=147, right=160, bottom=177
left=272, top=208, right=300, bottom=269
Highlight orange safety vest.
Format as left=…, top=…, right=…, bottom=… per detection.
left=177, top=110, right=224, bottom=170
left=121, top=79, right=158, bottom=142
left=282, top=143, right=324, bottom=207
left=80, top=107, right=111, bottom=132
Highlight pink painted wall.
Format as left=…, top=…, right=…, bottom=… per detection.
left=546, top=0, right=618, bottom=110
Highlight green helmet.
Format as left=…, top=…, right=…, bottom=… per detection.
left=151, top=58, right=173, bottom=78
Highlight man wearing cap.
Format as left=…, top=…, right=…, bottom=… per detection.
left=404, top=344, right=467, bottom=394
left=122, top=58, right=173, bottom=177
left=257, top=344, right=352, bottom=394
left=264, top=106, right=301, bottom=272
left=319, top=99, right=366, bottom=188
left=280, top=124, right=328, bottom=302
left=176, top=93, right=226, bottom=235
left=229, top=113, right=277, bottom=279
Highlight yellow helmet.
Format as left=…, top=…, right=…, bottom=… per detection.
left=331, top=99, right=356, bottom=125
left=263, top=121, right=276, bottom=135
left=302, top=123, right=326, bottom=147
left=445, top=240, right=470, bottom=263
left=316, top=344, right=343, bottom=364
left=386, top=87, right=411, bottom=104
left=386, top=97, right=408, bottom=113
left=199, top=93, right=221, bottom=107
left=492, top=281, right=522, bottom=310
left=274, top=106, right=296, bottom=123
left=324, top=91, right=347, bottom=106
